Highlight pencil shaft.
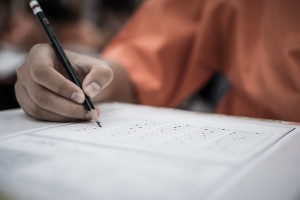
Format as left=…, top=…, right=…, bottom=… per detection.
left=30, top=1, right=94, bottom=111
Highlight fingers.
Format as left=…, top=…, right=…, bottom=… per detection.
left=16, top=64, right=88, bottom=119
left=26, top=80, right=88, bottom=119
left=63, top=51, right=114, bottom=99
left=15, top=44, right=110, bottom=122
left=28, top=45, right=85, bottom=104
left=15, top=80, right=87, bottom=122
left=82, top=62, right=114, bottom=98
left=31, top=64, right=86, bottom=104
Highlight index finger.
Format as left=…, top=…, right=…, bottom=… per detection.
left=29, top=44, right=86, bottom=104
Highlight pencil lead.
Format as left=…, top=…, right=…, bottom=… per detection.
left=96, top=121, right=101, bottom=127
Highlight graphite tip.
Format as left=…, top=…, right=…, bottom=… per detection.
left=96, top=121, right=101, bottom=127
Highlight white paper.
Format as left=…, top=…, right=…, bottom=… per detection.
left=0, top=103, right=295, bottom=200
left=0, top=48, right=26, bottom=79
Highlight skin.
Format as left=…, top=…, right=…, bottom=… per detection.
left=15, top=44, right=136, bottom=122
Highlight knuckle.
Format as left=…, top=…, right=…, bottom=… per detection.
left=30, top=66, right=45, bottom=82
left=30, top=44, right=41, bottom=52
left=30, top=43, right=51, bottom=53
left=57, top=81, right=70, bottom=95
left=29, top=44, right=40, bottom=54
left=33, top=91, right=48, bottom=106
left=94, top=65, right=114, bottom=85
left=102, top=68, right=114, bottom=87
left=103, top=67, right=114, bottom=81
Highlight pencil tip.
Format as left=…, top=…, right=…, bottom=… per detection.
left=88, top=110, right=101, bottom=127
left=96, top=121, right=101, bottom=127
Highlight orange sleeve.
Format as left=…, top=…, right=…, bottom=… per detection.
left=102, top=0, right=300, bottom=122
left=216, top=0, right=300, bottom=122
left=102, top=0, right=220, bottom=107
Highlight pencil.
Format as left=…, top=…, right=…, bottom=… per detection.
left=29, top=0, right=101, bottom=127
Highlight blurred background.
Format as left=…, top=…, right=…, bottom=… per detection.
left=0, top=0, right=144, bottom=111
left=0, top=0, right=229, bottom=113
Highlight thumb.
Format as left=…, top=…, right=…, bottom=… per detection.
left=82, top=62, right=114, bottom=98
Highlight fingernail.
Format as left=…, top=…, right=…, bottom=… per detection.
left=71, top=92, right=85, bottom=103
left=85, top=82, right=101, bottom=98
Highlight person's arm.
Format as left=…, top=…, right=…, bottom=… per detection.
left=15, top=43, right=135, bottom=121
left=102, top=0, right=216, bottom=108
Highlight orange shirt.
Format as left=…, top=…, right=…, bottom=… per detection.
left=103, top=0, right=300, bottom=122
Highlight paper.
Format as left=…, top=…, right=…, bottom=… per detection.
left=0, top=103, right=295, bottom=200
left=0, top=48, right=26, bottom=79
left=0, top=109, right=62, bottom=137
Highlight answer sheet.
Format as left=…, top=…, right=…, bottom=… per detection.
left=0, top=103, right=296, bottom=200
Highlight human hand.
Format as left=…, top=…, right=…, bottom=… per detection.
left=15, top=44, right=113, bottom=121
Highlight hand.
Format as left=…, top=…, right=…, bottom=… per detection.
left=15, top=44, right=113, bottom=121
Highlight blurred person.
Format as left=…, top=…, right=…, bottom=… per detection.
left=37, top=0, right=91, bottom=53
left=14, top=0, right=300, bottom=122
left=80, top=0, right=144, bottom=51
left=24, top=0, right=141, bottom=55
left=1, top=0, right=46, bottom=51
left=3, top=0, right=88, bottom=52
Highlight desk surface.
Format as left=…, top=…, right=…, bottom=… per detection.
left=0, top=103, right=299, bottom=200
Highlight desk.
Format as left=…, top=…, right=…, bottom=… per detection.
left=0, top=103, right=299, bottom=200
